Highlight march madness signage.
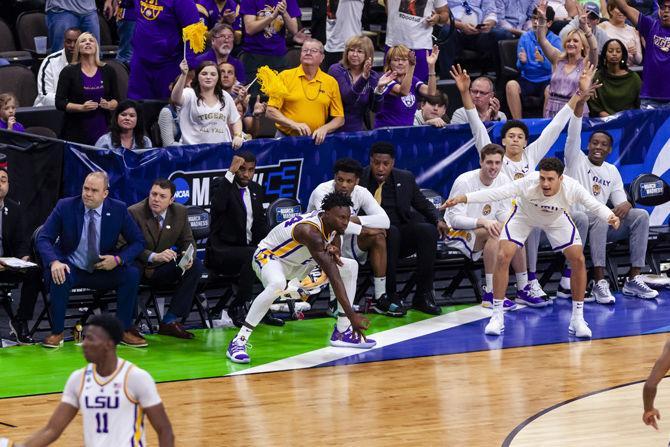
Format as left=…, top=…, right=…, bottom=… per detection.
left=168, top=158, right=303, bottom=208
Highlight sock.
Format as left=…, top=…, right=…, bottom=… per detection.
left=485, top=273, right=493, bottom=293
left=336, top=313, right=350, bottom=332
left=162, top=312, right=177, bottom=324
left=516, top=272, right=528, bottom=290
left=527, top=271, right=536, bottom=281
left=572, top=301, right=584, bottom=320
left=560, top=275, right=571, bottom=289
left=562, top=268, right=571, bottom=278
left=237, top=325, right=253, bottom=342
left=373, top=277, right=386, bottom=300
left=492, top=299, right=504, bottom=317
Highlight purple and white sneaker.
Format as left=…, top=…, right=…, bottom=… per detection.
left=330, top=325, right=377, bottom=349
left=515, top=285, right=548, bottom=308
left=226, top=336, right=250, bottom=364
left=480, top=288, right=518, bottom=311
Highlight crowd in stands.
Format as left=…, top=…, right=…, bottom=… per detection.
left=0, top=0, right=666, bottom=149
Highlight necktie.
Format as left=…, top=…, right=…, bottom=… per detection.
left=239, top=188, right=246, bottom=209
left=374, top=182, right=385, bottom=205
left=86, top=209, right=99, bottom=272
left=155, top=214, right=163, bottom=230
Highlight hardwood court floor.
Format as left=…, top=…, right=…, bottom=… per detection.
left=2, top=332, right=668, bottom=446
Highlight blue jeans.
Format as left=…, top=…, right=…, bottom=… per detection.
left=46, top=9, right=100, bottom=54
left=116, top=19, right=135, bottom=65
left=48, top=263, right=140, bottom=333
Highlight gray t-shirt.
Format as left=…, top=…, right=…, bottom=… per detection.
left=45, top=0, right=96, bottom=14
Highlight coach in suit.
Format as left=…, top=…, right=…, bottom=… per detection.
left=359, top=142, right=449, bottom=315
left=0, top=168, right=44, bottom=345
left=206, top=151, right=281, bottom=326
left=37, top=171, right=146, bottom=348
left=128, top=179, right=204, bottom=339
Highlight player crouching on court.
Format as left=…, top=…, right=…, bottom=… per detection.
left=443, top=157, right=620, bottom=338
left=445, top=143, right=528, bottom=311
left=227, top=192, right=375, bottom=364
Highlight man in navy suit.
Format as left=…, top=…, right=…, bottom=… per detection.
left=37, top=171, right=146, bottom=348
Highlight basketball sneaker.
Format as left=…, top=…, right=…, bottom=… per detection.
left=480, top=288, right=517, bottom=311
left=226, top=335, right=250, bottom=364
left=568, top=318, right=592, bottom=338
left=372, top=294, right=406, bottom=317
left=623, top=276, right=659, bottom=299
left=529, top=279, right=549, bottom=299
left=330, top=325, right=377, bottom=349
left=484, top=313, right=504, bottom=336
left=515, top=285, right=547, bottom=308
left=590, top=279, right=615, bottom=304
left=556, top=284, right=572, bottom=299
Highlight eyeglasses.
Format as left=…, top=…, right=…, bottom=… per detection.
left=301, top=48, right=323, bottom=54
left=470, top=89, right=492, bottom=96
left=213, top=34, right=234, bottom=41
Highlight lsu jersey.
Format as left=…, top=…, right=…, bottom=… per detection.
left=78, top=360, right=148, bottom=447
left=255, top=211, right=336, bottom=269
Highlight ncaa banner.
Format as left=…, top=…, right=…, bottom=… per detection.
left=63, top=109, right=670, bottom=220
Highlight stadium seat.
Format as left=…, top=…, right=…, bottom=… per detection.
left=0, top=65, right=38, bottom=108
left=97, top=12, right=118, bottom=59
left=104, top=59, right=129, bottom=101
left=0, top=19, right=17, bottom=52
left=498, top=39, right=520, bottom=79
left=628, top=173, right=670, bottom=206
left=15, top=11, right=47, bottom=52
left=266, top=197, right=302, bottom=228
left=24, top=126, right=57, bottom=139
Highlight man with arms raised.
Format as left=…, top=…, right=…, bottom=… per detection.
left=307, top=158, right=394, bottom=315
left=227, top=192, right=375, bottom=364
left=443, top=157, right=620, bottom=338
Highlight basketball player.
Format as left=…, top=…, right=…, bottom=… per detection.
left=445, top=143, right=528, bottom=310
left=17, top=314, right=174, bottom=447
left=643, top=339, right=670, bottom=431
left=307, top=158, right=396, bottom=316
left=450, top=63, right=595, bottom=303
left=227, top=192, right=375, bottom=364
left=442, top=157, right=620, bottom=338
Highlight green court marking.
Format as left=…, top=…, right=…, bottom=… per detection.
left=0, top=305, right=472, bottom=399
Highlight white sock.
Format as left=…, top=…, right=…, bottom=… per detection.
left=237, top=326, right=252, bottom=342
left=485, top=273, right=493, bottom=293
left=560, top=276, right=571, bottom=289
left=492, top=299, right=504, bottom=318
left=373, top=277, right=386, bottom=300
left=336, top=314, right=350, bottom=332
left=572, top=301, right=584, bottom=320
left=516, top=272, right=528, bottom=290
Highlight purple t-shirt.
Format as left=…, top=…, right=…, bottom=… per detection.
left=240, top=0, right=301, bottom=56
left=0, top=119, right=25, bottom=132
left=81, top=70, right=109, bottom=144
left=374, top=76, right=425, bottom=128
left=197, top=0, right=241, bottom=30
left=132, top=0, right=201, bottom=65
left=193, top=50, right=247, bottom=83
left=637, top=14, right=670, bottom=100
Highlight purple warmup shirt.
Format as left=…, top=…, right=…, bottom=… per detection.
left=197, top=0, right=242, bottom=30
left=240, top=0, right=300, bottom=56
left=637, top=14, right=670, bottom=101
left=132, top=0, right=201, bottom=65
left=328, top=62, right=380, bottom=133
left=374, top=76, right=425, bottom=128
left=193, top=50, right=247, bottom=83
left=0, top=120, right=25, bottom=132
left=81, top=70, right=109, bottom=144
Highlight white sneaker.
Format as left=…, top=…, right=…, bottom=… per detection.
left=529, top=279, right=548, bottom=300
left=484, top=313, right=504, bottom=336
left=590, top=279, right=616, bottom=304
left=623, top=275, right=659, bottom=299
left=568, top=318, right=592, bottom=338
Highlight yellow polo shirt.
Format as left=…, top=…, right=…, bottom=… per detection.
left=268, top=65, right=344, bottom=136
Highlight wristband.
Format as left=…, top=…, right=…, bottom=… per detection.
left=114, top=256, right=121, bottom=266
left=428, top=73, right=436, bottom=76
